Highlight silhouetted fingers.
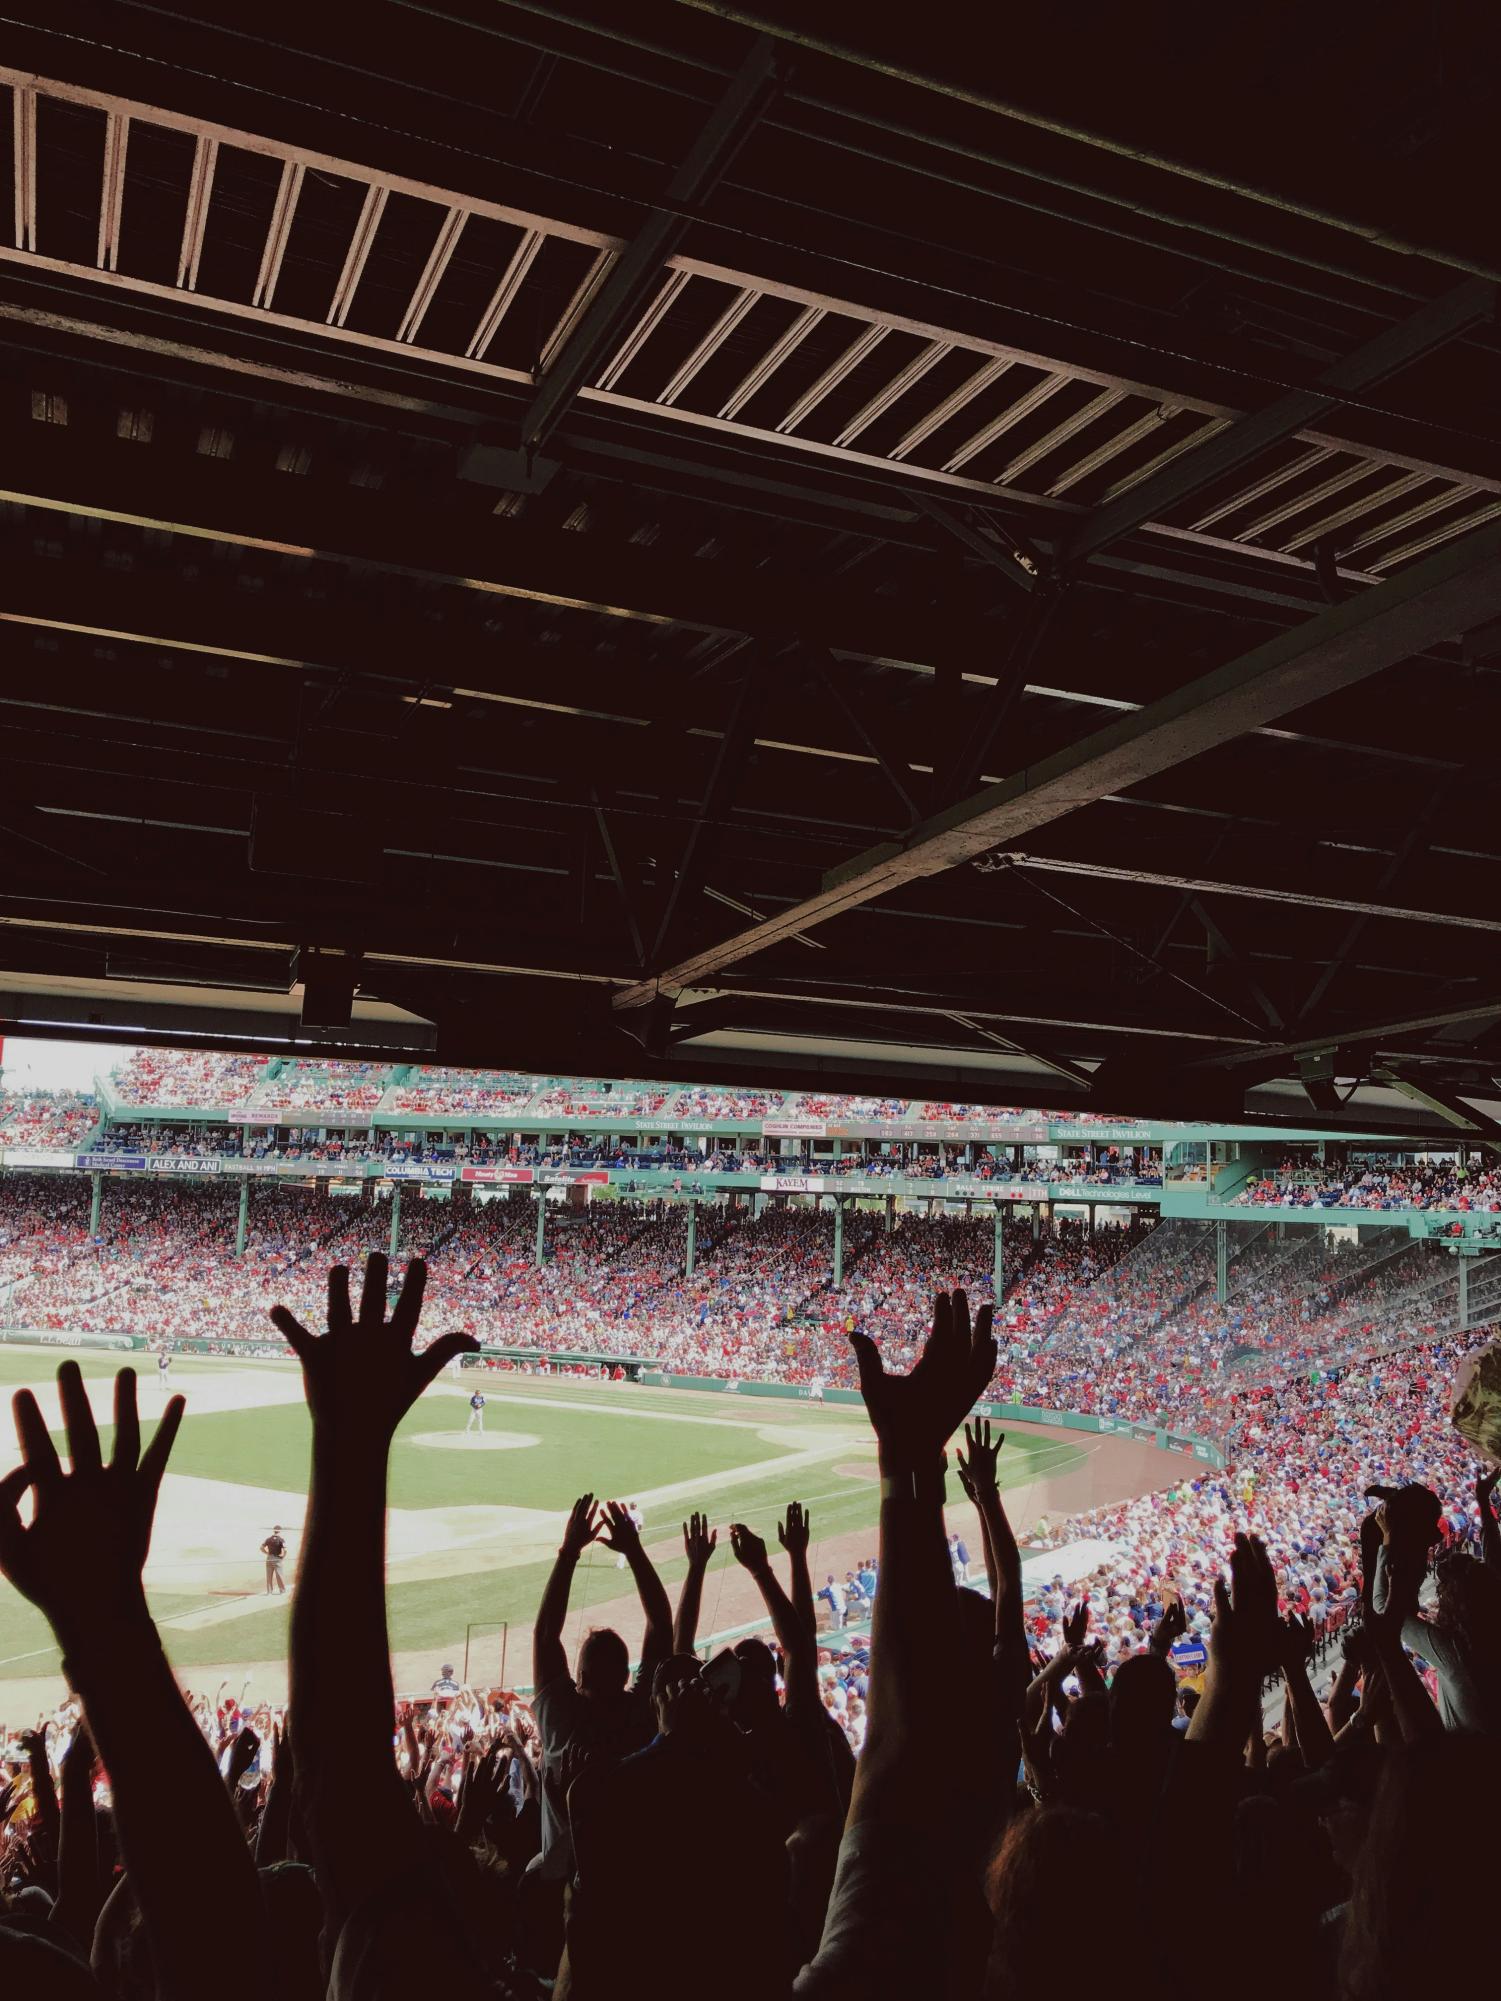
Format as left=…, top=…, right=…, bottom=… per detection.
left=138, top=1394, right=186, bottom=1501
left=57, top=1363, right=102, bottom=1477
left=413, top=1332, right=479, bottom=1394
left=12, top=1391, right=61, bottom=1489
left=327, top=1264, right=353, bottom=1336
left=358, top=1253, right=388, bottom=1329
left=112, top=1369, right=141, bottom=1473
left=269, top=1305, right=316, bottom=1363
left=849, top=1331, right=885, bottom=1403
left=391, top=1257, right=429, bottom=1344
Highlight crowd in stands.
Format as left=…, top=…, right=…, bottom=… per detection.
left=1238, top=1154, right=1501, bottom=1212
left=111, top=1050, right=271, bottom=1109
left=388, top=1070, right=536, bottom=1116
left=92, top=1052, right=1140, bottom=1131
left=671, top=1089, right=785, bottom=1119
left=0, top=1092, right=97, bottom=1151
left=1, top=1252, right=1495, bottom=1997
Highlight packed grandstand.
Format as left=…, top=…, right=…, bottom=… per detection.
left=0, top=1047, right=1497, bottom=1682
left=1, top=1048, right=1498, bottom=1999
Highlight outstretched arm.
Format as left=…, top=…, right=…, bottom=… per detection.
left=535, top=1495, right=600, bottom=1690
left=1277, top=1614, right=1335, bottom=1768
left=599, top=1502, right=673, bottom=1678
left=730, top=1511, right=819, bottom=1719
left=955, top=1418, right=1022, bottom=1652
left=1187, top=1534, right=1280, bottom=1753
left=673, top=1512, right=717, bottom=1655
left=272, top=1254, right=476, bottom=1938
left=0, top=1364, right=269, bottom=2001
left=848, top=1293, right=996, bottom=1826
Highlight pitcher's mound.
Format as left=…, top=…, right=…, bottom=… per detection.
left=409, top=1430, right=541, bottom=1452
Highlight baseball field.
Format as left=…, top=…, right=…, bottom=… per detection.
left=0, top=1347, right=1097, bottom=1717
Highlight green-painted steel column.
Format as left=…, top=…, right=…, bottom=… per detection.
left=389, top=1182, right=403, bottom=1259
left=993, top=1205, right=1004, bottom=1297
left=235, top=1176, right=249, bottom=1257
left=885, top=1194, right=895, bottom=1233
left=89, top=1172, right=102, bottom=1235
left=535, top=1193, right=547, bottom=1267
left=1459, top=1252, right=1470, bottom=1325
left=686, top=1201, right=697, bottom=1278
left=833, top=1198, right=845, bottom=1289
left=1215, top=1217, right=1228, bottom=1304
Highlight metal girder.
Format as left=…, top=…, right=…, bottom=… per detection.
left=591, top=794, right=646, bottom=968
left=998, top=855, right=1501, bottom=940
left=614, top=509, right=1501, bottom=1007
left=516, top=36, right=783, bottom=452
left=807, top=653, right=923, bottom=822
left=649, top=654, right=767, bottom=963
left=916, top=497, right=1040, bottom=593
left=945, top=586, right=1067, bottom=802
left=1295, top=785, right=1446, bottom=1021
left=1189, top=897, right=1284, bottom=1028
left=1199, top=996, right=1501, bottom=1072
left=1375, top=1070, right=1501, bottom=1138
left=0, top=429, right=983, bottom=681
left=1062, top=279, right=1497, bottom=567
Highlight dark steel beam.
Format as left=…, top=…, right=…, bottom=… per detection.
left=615, top=511, right=1501, bottom=1006
left=517, top=35, right=784, bottom=451
left=1374, top=1069, right=1501, bottom=1139
left=1189, top=897, right=1285, bottom=1029
left=1198, top=996, right=1501, bottom=1072
left=1062, top=279, right=1497, bottom=567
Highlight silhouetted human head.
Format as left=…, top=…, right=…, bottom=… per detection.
left=985, top=1807, right=1129, bottom=1998
left=1340, top=1732, right=1501, bottom=2000
left=651, top=1654, right=709, bottom=1737
left=577, top=1627, right=630, bottom=1698
left=1109, top=1653, right=1176, bottom=1750
left=1432, top=1547, right=1501, bottom=1660
left=730, top=1636, right=779, bottom=1727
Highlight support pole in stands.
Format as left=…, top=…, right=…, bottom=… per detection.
left=1215, top=1217, right=1228, bottom=1304
left=885, top=1193, right=896, bottom=1233
left=833, top=1198, right=845, bottom=1289
left=685, top=1200, right=697, bottom=1278
left=535, top=1193, right=547, bottom=1268
left=235, top=1176, right=249, bottom=1257
left=993, top=1205, right=1005, bottom=1298
left=1459, top=1251, right=1470, bottom=1327
left=389, top=1182, right=402, bottom=1260
left=89, top=1172, right=101, bottom=1236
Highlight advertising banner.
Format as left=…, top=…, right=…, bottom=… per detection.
left=77, top=1153, right=145, bottom=1172
left=147, top=1155, right=224, bottom=1174
left=762, top=1118, right=828, bottom=1139
left=460, top=1165, right=534, bottom=1185
left=538, top=1168, right=611, bottom=1185
left=3, top=1148, right=76, bottom=1169
left=379, top=1161, right=455, bottom=1182
left=759, top=1174, right=825, bottom=1193
left=242, top=1111, right=278, bottom=1126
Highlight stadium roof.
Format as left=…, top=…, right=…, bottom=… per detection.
left=4, top=1, right=1501, bottom=1137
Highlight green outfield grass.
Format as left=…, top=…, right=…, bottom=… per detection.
left=0, top=1348, right=1082, bottom=1686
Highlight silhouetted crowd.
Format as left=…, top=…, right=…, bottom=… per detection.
left=0, top=1261, right=1493, bottom=1998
